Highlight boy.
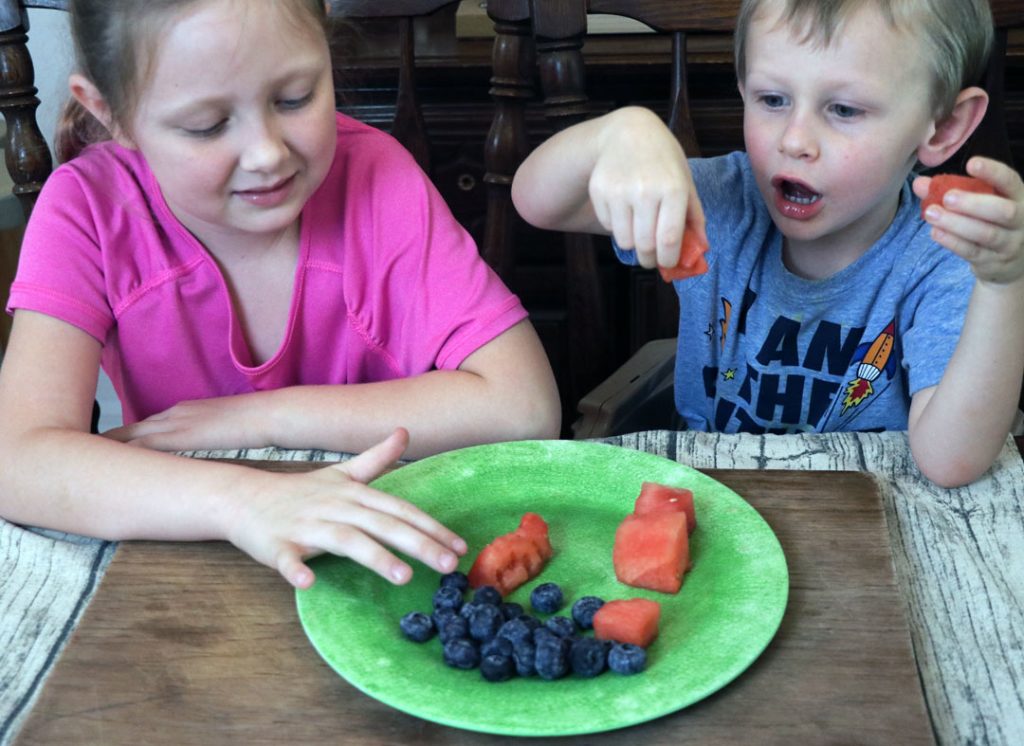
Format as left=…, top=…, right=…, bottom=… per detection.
left=511, top=0, right=1024, bottom=487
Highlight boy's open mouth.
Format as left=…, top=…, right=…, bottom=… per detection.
left=774, top=177, right=821, bottom=205
left=771, top=176, right=824, bottom=220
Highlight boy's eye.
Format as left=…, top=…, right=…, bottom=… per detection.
left=758, top=94, right=787, bottom=109
left=830, top=103, right=863, bottom=119
left=279, top=91, right=315, bottom=110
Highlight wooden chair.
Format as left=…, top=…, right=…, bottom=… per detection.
left=506, top=0, right=738, bottom=436
left=519, top=0, right=1024, bottom=438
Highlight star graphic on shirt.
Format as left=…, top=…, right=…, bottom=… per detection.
left=722, top=368, right=736, bottom=381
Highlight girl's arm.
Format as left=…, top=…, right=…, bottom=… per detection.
left=908, top=157, right=1024, bottom=487
left=104, top=318, right=561, bottom=459
left=0, top=311, right=467, bottom=588
left=512, top=106, right=703, bottom=271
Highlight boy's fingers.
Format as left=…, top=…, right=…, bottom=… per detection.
left=309, top=522, right=414, bottom=584
left=967, top=156, right=1024, bottom=201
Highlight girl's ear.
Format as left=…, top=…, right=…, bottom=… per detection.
left=917, top=86, right=989, bottom=169
left=68, top=73, right=136, bottom=149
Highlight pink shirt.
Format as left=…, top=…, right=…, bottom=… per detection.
left=8, top=114, right=527, bottom=424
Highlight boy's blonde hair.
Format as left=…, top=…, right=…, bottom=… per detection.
left=733, top=0, right=994, bottom=120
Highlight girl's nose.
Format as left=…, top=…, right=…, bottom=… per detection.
left=778, top=113, right=818, bottom=160
left=239, top=117, right=288, bottom=172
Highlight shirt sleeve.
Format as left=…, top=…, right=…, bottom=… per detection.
left=6, top=164, right=114, bottom=343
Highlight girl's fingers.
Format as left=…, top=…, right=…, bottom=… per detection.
left=276, top=545, right=316, bottom=589
left=309, top=521, right=415, bottom=584
left=334, top=427, right=409, bottom=484
left=315, top=492, right=463, bottom=568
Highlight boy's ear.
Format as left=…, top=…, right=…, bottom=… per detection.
left=68, top=73, right=136, bottom=149
left=916, top=86, right=989, bottom=169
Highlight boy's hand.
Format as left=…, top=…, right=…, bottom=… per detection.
left=224, top=428, right=467, bottom=589
left=589, top=107, right=707, bottom=271
left=914, top=156, right=1024, bottom=286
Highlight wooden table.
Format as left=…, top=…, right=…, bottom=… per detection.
left=13, top=467, right=931, bottom=745
left=3, top=431, right=1023, bottom=745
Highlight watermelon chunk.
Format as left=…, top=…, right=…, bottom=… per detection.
left=613, top=511, right=690, bottom=593
left=593, top=598, right=662, bottom=648
left=658, top=216, right=709, bottom=282
left=921, top=174, right=997, bottom=218
left=467, top=513, right=553, bottom=596
left=634, top=481, right=696, bottom=535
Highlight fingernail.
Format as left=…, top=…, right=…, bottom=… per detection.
left=925, top=206, right=941, bottom=221
left=451, top=538, right=467, bottom=554
left=438, top=552, right=457, bottom=571
left=391, top=565, right=410, bottom=583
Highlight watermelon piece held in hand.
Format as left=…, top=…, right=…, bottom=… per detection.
left=593, top=598, right=662, bottom=648
left=921, top=174, right=997, bottom=218
left=658, top=216, right=709, bottom=282
left=634, top=481, right=697, bottom=535
left=467, top=512, right=553, bottom=596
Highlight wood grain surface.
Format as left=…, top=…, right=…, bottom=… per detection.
left=14, top=469, right=933, bottom=745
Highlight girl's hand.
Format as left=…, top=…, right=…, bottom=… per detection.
left=226, top=428, right=467, bottom=589
left=104, top=394, right=268, bottom=450
left=588, top=107, right=706, bottom=270
left=914, top=156, right=1024, bottom=286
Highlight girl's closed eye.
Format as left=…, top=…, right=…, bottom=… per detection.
left=278, top=91, right=315, bottom=111
left=182, top=119, right=228, bottom=138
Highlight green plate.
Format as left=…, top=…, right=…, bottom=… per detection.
left=296, top=440, right=788, bottom=736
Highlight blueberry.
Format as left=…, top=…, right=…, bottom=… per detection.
left=442, top=638, right=481, bottom=670
left=608, top=642, right=647, bottom=675
left=432, top=607, right=459, bottom=632
left=480, top=653, right=515, bottom=682
left=544, top=615, right=577, bottom=639
left=459, top=600, right=485, bottom=620
left=480, top=635, right=513, bottom=658
left=532, top=626, right=560, bottom=646
left=468, top=604, right=504, bottom=642
left=438, top=615, right=469, bottom=643
left=530, top=582, right=564, bottom=614
left=398, top=611, right=436, bottom=643
left=512, top=640, right=536, bottom=677
left=569, top=637, right=607, bottom=677
left=534, top=635, right=570, bottom=680
left=473, top=585, right=503, bottom=606
left=432, top=585, right=463, bottom=612
left=497, top=616, right=533, bottom=646
left=571, top=596, right=605, bottom=630
left=501, top=602, right=525, bottom=620
left=439, top=571, right=469, bottom=593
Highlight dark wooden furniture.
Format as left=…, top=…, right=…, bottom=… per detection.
left=13, top=465, right=934, bottom=745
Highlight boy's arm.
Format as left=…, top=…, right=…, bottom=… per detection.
left=908, top=157, right=1024, bottom=487
left=512, top=106, right=703, bottom=271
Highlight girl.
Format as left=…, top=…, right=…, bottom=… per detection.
left=0, top=0, right=560, bottom=588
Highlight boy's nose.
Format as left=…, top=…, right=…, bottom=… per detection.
left=778, top=115, right=819, bottom=160
left=239, top=117, right=289, bottom=172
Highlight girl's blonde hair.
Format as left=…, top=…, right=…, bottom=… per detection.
left=733, top=0, right=994, bottom=120
left=55, top=0, right=329, bottom=163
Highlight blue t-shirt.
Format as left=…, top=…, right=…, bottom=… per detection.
left=615, top=151, right=973, bottom=434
